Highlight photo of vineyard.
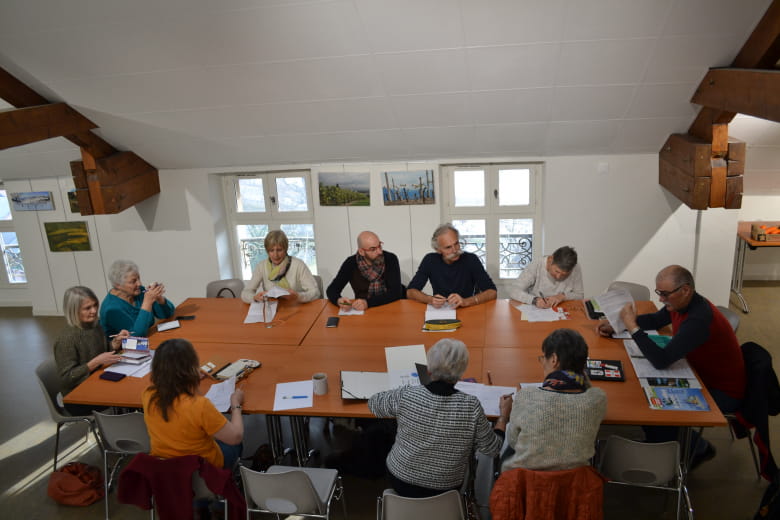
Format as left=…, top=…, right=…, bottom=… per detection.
left=318, top=171, right=370, bottom=206
left=44, top=221, right=91, bottom=252
left=382, top=169, right=435, bottom=206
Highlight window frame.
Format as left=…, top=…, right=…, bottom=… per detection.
left=0, top=189, right=28, bottom=287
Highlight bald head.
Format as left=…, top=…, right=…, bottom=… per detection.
left=656, top=265, right=695, bottom=290
left=357, top=231, right=378, bottom=249
left=357, top=231, right=384, bottom=264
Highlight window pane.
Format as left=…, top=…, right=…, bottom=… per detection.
left=498, top=168, right=530, bottom=206
left=281, top=224, right=317, bottom=275
left=1, top=232, right=26, bottom=283
left=452, top=219, right=486, bottom=267
left=499, top=219, right=534, bottom=279
left=0, top=190, right=12, bottom=221
left=236, top=179, right=266, bottom=212
left=237, top=225, right=269, bottom=279
left=276, top=177, right=308, bottom=212
left=453, top=170, right=485, bottom=207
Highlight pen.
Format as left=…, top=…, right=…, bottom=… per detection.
left=487, top=371, right=493, bottom=385
left=539, top=292, right=548, bottom=306
left=283, top=395, right=308, bottom=399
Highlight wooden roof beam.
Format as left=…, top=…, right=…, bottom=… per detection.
left=692, top=68, right=780, bottom=123
left=0, top=103, right=97, bottom=150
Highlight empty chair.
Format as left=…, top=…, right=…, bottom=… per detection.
left=377, top=489, right=464, bottom=520
left=206, top=278, right=244, bottom=298
left=607, top=281, right=651, bottom=301
left=35, top=359, right=102, bottom=471
left=598, top=435, right=692, bottom=520
left=716, top=305, right=740, bottom=332
left=93, top=411, right=150, bottom=520
left=240, top=464, right=346, bottom=520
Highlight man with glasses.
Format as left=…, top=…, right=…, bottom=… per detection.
left=326, top=231, right=404, bottom=311
left=407, top=223, right=497, bottom=308
left=597, top=264, right=745, bottom=469
left=509, top=245, right=584, bottom=308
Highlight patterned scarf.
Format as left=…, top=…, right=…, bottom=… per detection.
left=356, top=253, right=386, bottom=297
left=541, top=370, right=588, bottom=392
left=266, top=256, right=291, bottom=289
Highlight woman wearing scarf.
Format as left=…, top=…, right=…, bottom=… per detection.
left=501, top=328, right=607, bottom=472
left=240, top=230, right=320, bottom=304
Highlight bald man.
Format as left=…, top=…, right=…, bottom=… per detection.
left=326, top=231, right=404, bottom=311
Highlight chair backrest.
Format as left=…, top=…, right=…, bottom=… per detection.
left=35, top=358, right=69, bottom=421
left=716, top=305, right=740, bottom=332
left=598, top=435, right=679, bottom=486
left=240, top=466, right=323, bottom=515
left=380, top=489, right=465, bottom=520
left=607, top=281, right=651, bottom=301
left=313, top=275, right=324, bottom=298
left=206, top=278, right=244, bottom=298
left=93, top=411, right=150, bottom=453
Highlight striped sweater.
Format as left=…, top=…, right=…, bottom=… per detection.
left=368, top=383, right=502, bottom=490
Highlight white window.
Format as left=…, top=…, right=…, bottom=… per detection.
left=223, top=171, right=317, bottom=279
left=0, top=190, right=27, bottom=285
left=440, top=163, right=542, bottom=290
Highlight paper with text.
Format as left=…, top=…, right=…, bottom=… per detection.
left=455, top=382, right=516, bottom=416
left=425, top=304, right=456, bottom=321
left=244, top=300, right=278, bottom=324
left=205, top=377, right=236, bottom=412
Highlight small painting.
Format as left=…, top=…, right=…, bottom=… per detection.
left=67, top=190, right=80, bottom=213
left=44, top=221, right=92, bottom=252
left=318, top=172, right=370, bottom=206
left=381, top=170, right=435, bottom=205
left=10, top=191, right=55, bottom=211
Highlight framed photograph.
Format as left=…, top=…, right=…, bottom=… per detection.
left=10, top=191, right=55, bottom=211
left=67, top=190, right=80, bottom=213
left=318, top=172, right=370, bottom=206
left=381, top=170, right=435, bottom=205
left=44, top=221, right=92, bottom=252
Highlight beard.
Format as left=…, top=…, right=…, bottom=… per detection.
left=444, top=249, right=463, bottom=262
left=368, top=253, right=385, bottom=266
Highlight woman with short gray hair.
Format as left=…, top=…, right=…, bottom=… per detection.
left=368, top=339, right=512, bottom=498
left=100, top=259, right=175, bottom=337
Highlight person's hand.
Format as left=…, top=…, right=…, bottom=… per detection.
left=597, top=320, right=615, bottom=337
left=280, top=289, right=299, bottom=301
left=430, top=294, right=447, bottom=308
left=152, top=282, right=167, bottom=304
left=499, top=393, right=513, bottom=418
left=547, top=293, right=564, bottom=308
left=110, top=329, right=131, bottom=350
left=352, top=298, right=368, bottom=311
left=447, top=293, right=464, bottom=308
left=533, top=296, right=548, bottom=308
left=619, top=303, right=638, bottom=331
left=230, top=388, right=244, bottom=408
left=254, top=291, right=268, bottom=302
left=143, top=283, right=164, bottom=307
left=93, top=351, right=122, bottom=367
left=337, top=297, right=352, bottom=310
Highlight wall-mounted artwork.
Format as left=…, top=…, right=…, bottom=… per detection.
left=10, top=191, right=55, bottom=211
left=318, top=172, right=370, bottom=206
left=44, top=221, right=92, bottom=252
left=382, top=170, right=435, bottom=205
left=67, top=190, right=80, bottom=213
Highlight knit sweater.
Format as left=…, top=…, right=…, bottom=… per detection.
left=369, top=383, right=502, bottom=490
left=508, top=255, right=584, bottom=304
left=502, top=386, right=606, bottom=472
left=100, top=290, right=175, bottom=338
left=240, top=256, right=319, bottom=303
left=53, top=324, right=110, bottom=395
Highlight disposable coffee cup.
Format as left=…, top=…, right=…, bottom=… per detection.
left=313, top=372, right=328, bottom=395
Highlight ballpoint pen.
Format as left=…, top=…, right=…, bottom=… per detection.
left=283, top=395, right=308, bottom=399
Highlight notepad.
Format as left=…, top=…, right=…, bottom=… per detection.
left=340, top=371, right=390, bottom=399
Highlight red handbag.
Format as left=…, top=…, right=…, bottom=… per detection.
left=47, top=462, right=104, bottom=506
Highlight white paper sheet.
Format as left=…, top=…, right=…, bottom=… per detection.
left=385, top=345, right=427, bottom=388
left=273, top=380, right=314, bottom=411
left=425, top=304, right=456, bottom=321
left=594, top=289, right=634, bottom=333
left=454, top=382, right=516, bottom=416
left=104, top=356, right=153, bottom=378
left=629, top=357, right=697, bottom=379
left=244, top=299, right=278, bottom=324
left=514, top=304, right=567, bottom=322
left=264, top=286, right=290, bottom=298
left=340, top=371, right=390, bottom=399
left=338, top=307, right=365, bottom=316
left=205, top=377, right=236, bottom=412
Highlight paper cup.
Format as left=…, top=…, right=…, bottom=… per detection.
left=312, top=372, right=328, bottom=395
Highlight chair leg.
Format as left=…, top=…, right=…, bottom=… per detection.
left=376, top=496, right=382, bottom=520
left=53, top=423, right=63, bottom=471
left=103, top=449, right=110, bottom=520
left=746, top=433, right=762, bottom=479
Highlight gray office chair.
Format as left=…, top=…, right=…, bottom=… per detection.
left=240, top=464, right=346, bottom=520
left=93, top=411, right=150, bottom=520
left=206, top=278, right=244, bottom=298
left=598, top=435, right=692, bottom=520
left=377, top=489, right=465, bottom=520
left=313, top=274, right=324, bottom=299
left=716, top=305, right=740, bottom=333
left=607, top=281, right=651, bottom=301
left=35, top=359, right=102, bottom=471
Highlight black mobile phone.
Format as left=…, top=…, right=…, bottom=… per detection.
left=99, top=371, right=126, bottom=382
left=176, top=315, right=196, bottom=320
left=326, top=316, right=340, bottom=328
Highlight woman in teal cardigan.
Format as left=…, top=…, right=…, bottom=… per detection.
left=100, top=259, right=175, bottom=337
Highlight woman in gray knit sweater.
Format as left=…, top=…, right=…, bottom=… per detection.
left=502, top=328, right=607, bottom=472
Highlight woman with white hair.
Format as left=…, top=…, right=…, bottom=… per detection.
left=368, top=338, right=512, bottom=498
left=54, top=286, right=130, bottom=414
left=100, top=259, right=175, bottom=337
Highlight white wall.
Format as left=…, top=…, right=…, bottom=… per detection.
left=0, top=152, right=757, bottom=313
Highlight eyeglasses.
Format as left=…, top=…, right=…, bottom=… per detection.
left=654, top=285, right=686, bottom=298
left=362, top=242, right=383, bottom=253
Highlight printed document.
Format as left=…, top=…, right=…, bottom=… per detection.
left=386, top=345, right=427, bottom=388
left=205, top=377, right=236, bottom=412
left=244, top=299, right=278, bottom=324
left=515, top=304, right=566, bottom=322
left=425, top=304, right=456, bottom=321
left=594, top=289, right=634, bottom=334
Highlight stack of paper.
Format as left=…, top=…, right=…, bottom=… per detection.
left=514, top=304, right=567, bottom=322
left=244, top=299, right=278, bottom=324
left=594, top=289, right=634, bottom=334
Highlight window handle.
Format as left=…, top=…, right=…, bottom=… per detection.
left=494, top=189, right=498, bottom=199
left=270, top=196, right=276, bottom=205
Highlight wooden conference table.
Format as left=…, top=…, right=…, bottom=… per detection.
left=66, top=297, right=726, bottom=462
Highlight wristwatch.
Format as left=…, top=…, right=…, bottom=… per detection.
left=233, top=405, right=242, bottom=410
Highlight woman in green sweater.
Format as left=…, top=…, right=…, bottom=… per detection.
left=53, top=286, right=129, bottom=414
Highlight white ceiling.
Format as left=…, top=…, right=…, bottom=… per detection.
left=0, top=0, right=775, bottom=180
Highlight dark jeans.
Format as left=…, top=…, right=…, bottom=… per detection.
left=217, top=440, right=243, bottom=470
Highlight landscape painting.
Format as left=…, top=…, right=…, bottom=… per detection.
left=44, top=221, right=92, bottom=252
left=381, top=170, right=435, bottom=205
left=318, top=172, right=370, bottom=206
left=10, top=191, right=54, bottom=211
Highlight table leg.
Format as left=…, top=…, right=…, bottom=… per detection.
left=730, top=236, right=750, bottom=313
left=266, top=415, right=285, bottom=464
left=289, top=416, right=316, bottom=467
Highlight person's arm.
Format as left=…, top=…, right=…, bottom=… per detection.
left=213, top=389, right=244, bottom=445
left=240, top=263, right=265, bottom=303
left=291, top=258, right=319, bottom=302
left=508, top=259, right=539, bottom=304
left=366, top=253, right=405, bottom=307
left=631, top=314, right=711, bottom=369
left=473, top=401, right=504, bottom=458
left=367, top=387, right=402, bottom=418
left=151, top=298, right=175, bottom=319
left=326, top=258, right=353, bottom=305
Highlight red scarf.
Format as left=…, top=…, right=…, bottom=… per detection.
left=356, top=253, right=386, bottom=297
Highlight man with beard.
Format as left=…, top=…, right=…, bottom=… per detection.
left=407, top=223, right=496, bottom=309
left=326, top=231, right=405, bottom=310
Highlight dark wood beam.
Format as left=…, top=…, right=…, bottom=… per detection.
left=0, top=103, right=97, bottom=150
left=692, top=68, right=780, bottom=123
